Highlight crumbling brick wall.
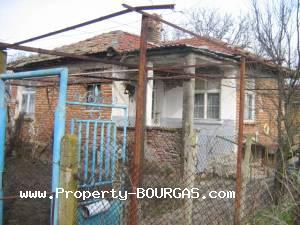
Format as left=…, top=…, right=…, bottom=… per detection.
left=124, top=127, right=183, bottom=170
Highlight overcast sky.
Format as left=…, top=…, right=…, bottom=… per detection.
left=0, top=0, right=250, bottom=59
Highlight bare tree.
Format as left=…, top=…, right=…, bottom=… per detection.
left=7, top=51, right=29, bottom=64
left=250, top=0, right=300, bottom=204
left=162, top=8, right=252, bottom=48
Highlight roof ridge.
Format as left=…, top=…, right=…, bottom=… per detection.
left=54, top=30, right=139, bottom=50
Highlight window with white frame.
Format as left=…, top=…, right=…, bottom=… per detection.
left=194, top=79, right=220, bottom=120
left=20, top=87, right=36, bottom=117
left=244, top=79, right=255, bottom=121
left=244, top=92, right=255, bottom=121
left=86, top=84, right=101, bottom=103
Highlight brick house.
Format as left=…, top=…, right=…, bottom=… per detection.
left=7, top=18, right=279, bottom=171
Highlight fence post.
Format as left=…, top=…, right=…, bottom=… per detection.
left=240, top=135, right=252, bottom=220
left=182, top=53, right=196, bottom=225
left=58, top=135, right=78, bottom=225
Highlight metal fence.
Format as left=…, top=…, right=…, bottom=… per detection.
left=2, top=127, right=299, bottom=225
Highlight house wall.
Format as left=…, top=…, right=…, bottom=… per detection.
left=159, top=80, right=183, bottom=127
left=239, top=75, right=279, bottom=147
left=9, top=62, right=114, bottom=153
left=8, top=57, right=279, bottom=172
left=10, top=83, right=112, bottom=144
left=125, top=127, right=182, bottom=170
left=112, top=73, right=238, bottom=135
left=149, top=67, right=238, bottom=138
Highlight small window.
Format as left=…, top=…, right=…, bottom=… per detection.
left=207, top=93, right=220, bottom=119
left=87, top=84, right=101, bottom=103
left=20, top=87, right=36, bottom=117
left=194, top=79, right=220, bottom=120
left=195, top=93, right=205, bottom=118
left=244, top=92, right=255, bottom=121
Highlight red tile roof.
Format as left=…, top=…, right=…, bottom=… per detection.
left=9, top=30, right=160, bottom=68
left=56, top=30, right=156, bottom=54
left=9, top=30, right=268, bottom=68
left=164, top=37, right=236, bottom=55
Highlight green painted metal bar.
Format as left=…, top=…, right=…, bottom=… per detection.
left=111, top=123, right=117, bottom=180
left=91, top=121, right=98, bottom=180
left=105, top=123, right=111, bottom=179
left=70, top=119, right=75, bottom=134
left=67, top=101, right=127, bottom=109
left=0, top=80, right=6, bottom=225
left=0, top=68, right=68, bottom=225
left=77, top=121, right=82, bottom=169
left=84, top=121, right=90, bottom=182
left=99, top=122, right=105, bottom=182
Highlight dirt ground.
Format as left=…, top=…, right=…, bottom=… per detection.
left=3, top=156, right=52, bottom=225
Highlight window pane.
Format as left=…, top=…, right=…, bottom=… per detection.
left=28, top=93, right=35, bottom=114
left=245, top=79, right=255, bottom=89
left=87, top=84, right=101, bottom=103
left=244, top=93, right=254, bottom=120
left=207, top=93, right=220, bottom=119
left=194, top=94, right=204, bottom=118
left=195, top=80, right=205, bottom=90
left=25, top=87, right=35, bottom=92
left=21, top=94, right=28, bottom=113
left=207, top=80, right=220, bottom=90
left=21, top=87, right=36, bottom=116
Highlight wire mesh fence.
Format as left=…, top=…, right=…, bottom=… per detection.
left=2, top=124, right=299, bottom=225
left=3, top=156, right=53, bottom=224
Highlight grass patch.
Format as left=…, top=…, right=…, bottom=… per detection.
left=249, top=202, right=297, bottom=225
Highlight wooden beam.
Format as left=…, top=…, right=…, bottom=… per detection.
left=0, top=51, right=6, bottom=73
left=58, top=135, right=78, bottom=225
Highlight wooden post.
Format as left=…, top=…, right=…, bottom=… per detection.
left=240, top=135, right=252, bottom=220
left=58, top=135, right=78, bottom=225
left=0, top=51, right=6, bottom=73
left=182, top=54, right=197, bottom=225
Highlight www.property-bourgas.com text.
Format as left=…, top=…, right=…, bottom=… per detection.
left=19, top=188, right=235, bottom=201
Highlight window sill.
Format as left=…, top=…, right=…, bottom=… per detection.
left=194, top=119, right=223, bottom=125
left=22, top=116, right=34, bottom=122
left=244, top=120, right=255, bottom=125
left=84, top=109, right=100, bottom=112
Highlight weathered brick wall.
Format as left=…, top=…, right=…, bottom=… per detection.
left=236, top=74, right=278, bottom=148
left=9, top=83, right=112, bottom=155
left=124, top=127, right=183, bottom=170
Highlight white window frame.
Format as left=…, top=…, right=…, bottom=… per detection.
left=86, top=84, right=101, bottom=103
left=20, top=87, right=36, bottom=117
left=194, top=80, right=221, bottom=120
left=244, top=91, right=255, bottom=122
left=85, top=84, right=102, bottom=112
